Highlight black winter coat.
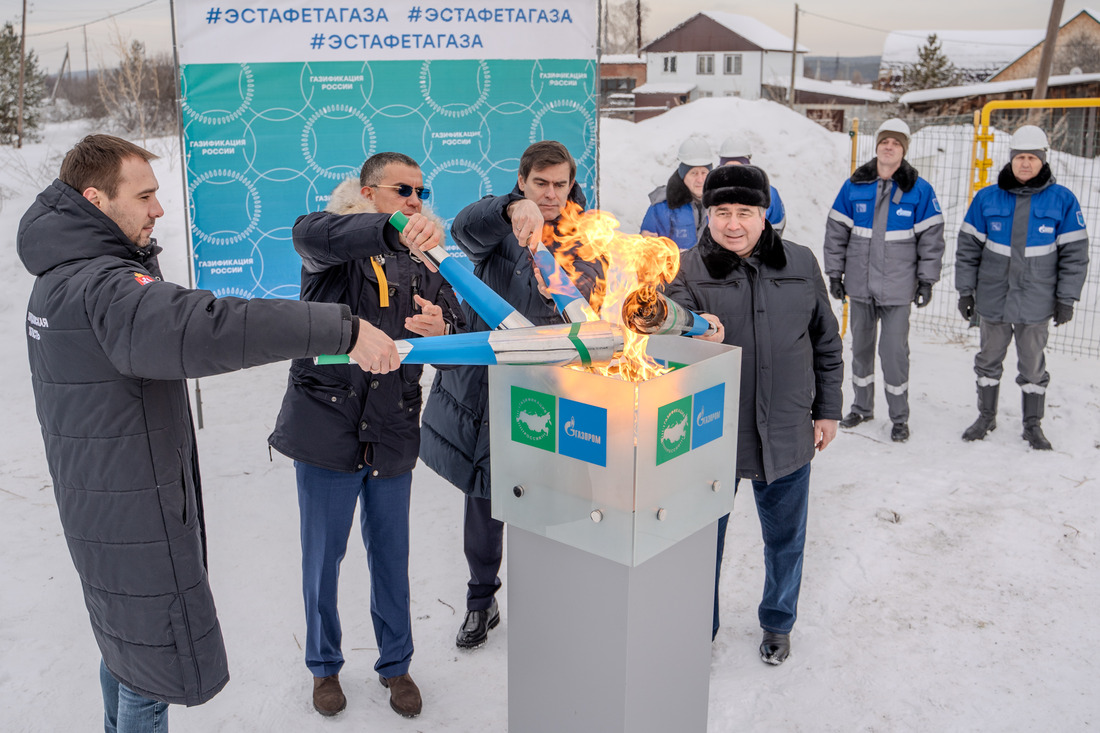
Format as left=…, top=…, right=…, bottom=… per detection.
left=419, top=184, right=599, bottom=498
left=268, top=202, right=462, bottom=475
left=664, top=224, right=843, bottom=483
left=18, top=180, right=355, bottom=705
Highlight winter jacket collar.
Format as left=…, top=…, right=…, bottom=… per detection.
left=18, top=179, right=161, bottom=276
left=850, top=158, right=919, bottom=193
left=997, top=162, right=1054, bottom=196
left=665, top=168, right=697, bottom=209
left=324, top=177, right=446, bottom=257
left=697, top=220, right=786, bottom=279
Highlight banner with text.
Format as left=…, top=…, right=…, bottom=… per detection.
left=174, top=1, right=598, bottom=297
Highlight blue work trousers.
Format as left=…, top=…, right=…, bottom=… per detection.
left=295, top=462, right=413, bottom=680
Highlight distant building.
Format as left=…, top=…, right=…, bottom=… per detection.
left=878, top=29, right=1044, bottom=89
left=640, top=11, right=808, bottom=104
left=988, top=9, right=1100, bottom=82
left=599, top=54, right=647, bottom=121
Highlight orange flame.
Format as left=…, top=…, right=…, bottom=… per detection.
left=542, top=201, right=681, bottom=382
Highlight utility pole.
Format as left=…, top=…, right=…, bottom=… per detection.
left=83, top=25, right=89, bottom=77
left=17, top=0, right=27, bottom=148
left=788, top=3, right=799, bottom=108
left=1033, top=0, right=1065, bottom=101
left=635, top=0, right=641, bottom=54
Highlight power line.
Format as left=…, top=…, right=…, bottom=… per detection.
left=27, top=0, right=160, bottom=37
left=800, top=8, right=1041, bottom=49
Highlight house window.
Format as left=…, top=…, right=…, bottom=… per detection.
left=724, top=54, right=742, bottom=75
left=697, top=54, right=714, bottom=75
left=663, top=55, right=677, bottom=73
left=698, top=90, right=713, bottom=98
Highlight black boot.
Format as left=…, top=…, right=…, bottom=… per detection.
left=759, top=631, right=791, bottom=665
left=1021, top=391, right=1052, bottom=450
left=962, top=383, right=999, bottom=442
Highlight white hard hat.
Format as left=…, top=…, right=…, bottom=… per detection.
left=718, top=136, right=752, bottom=160
left=875, top=118, right=910, bottom=152
left=1010, top=125, right=1049, bottom=151
left=677, top=137, right=713, bottom=167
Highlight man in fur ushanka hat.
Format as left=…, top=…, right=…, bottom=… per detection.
left=664, top=164, right=843, bottom=667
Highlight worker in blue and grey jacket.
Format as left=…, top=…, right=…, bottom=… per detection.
left=954, top=125, right=1089, bottom=451
left=824, top=118, right=945, bottom=443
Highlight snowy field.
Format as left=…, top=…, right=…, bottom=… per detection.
left=1, top=101, right=1098, bottom=731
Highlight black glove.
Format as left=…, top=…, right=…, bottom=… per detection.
left=913, top=281, right=933, bottom=308
left=1053, top=301, right=1074, bottom=326
left=828, top=277, right=845, bottom=301
left=957, top=294, right=975, bottom=321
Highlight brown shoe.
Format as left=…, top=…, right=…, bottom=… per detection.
left=379, top=673, right=422, bottom=717
left=312, top=674, right=346, bottom=716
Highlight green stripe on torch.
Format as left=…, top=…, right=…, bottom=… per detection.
left=567, top=321, right=592, bottom=367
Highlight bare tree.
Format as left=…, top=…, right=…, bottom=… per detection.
left=96, top=25, right=177, bottom=142
left=602, top=0, right=646, bottom=55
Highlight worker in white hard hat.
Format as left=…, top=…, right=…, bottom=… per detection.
left=823, top=118, right=945, bottom=443
left=640, top=136, right=714, bottom=250
left=954, top=125, right=1089, bottom=450
left=718, top=136, right=788, bottom=237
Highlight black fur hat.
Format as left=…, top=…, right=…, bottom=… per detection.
left=702, top=164, right=771, bottom=209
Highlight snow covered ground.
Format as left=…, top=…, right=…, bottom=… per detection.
left=2, top=101, right=1098, bottom=731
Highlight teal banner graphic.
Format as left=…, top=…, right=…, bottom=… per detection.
left=174, top=1, right=598, bottom=298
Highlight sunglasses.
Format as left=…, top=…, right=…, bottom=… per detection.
left=373, top=183, right=431, bottom=201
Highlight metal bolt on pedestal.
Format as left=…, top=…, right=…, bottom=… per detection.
left=711, top=480, right=721, bottom=493
left=590, top=509, right=603, bottom=523
left=513, top=485, right=525, bottom=498
left=656, top=508, right=668, bottom=521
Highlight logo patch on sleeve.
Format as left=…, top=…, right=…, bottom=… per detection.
left=133, top=272, right=156, bottom=286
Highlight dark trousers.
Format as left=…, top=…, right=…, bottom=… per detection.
left=464, top=494, right=504, bottom=612
left=715, top=462, right=812, bottom=638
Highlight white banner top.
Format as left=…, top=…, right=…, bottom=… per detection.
left=175, top=1, right=597, bottom=63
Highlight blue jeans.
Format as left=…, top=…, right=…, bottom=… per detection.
left=715, top=462, right=811, bottom=638
left=100, top=659, right=168, bottom=733
left=296, top=462, right=413, bottom=679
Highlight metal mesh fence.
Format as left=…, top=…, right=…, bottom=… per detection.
left=852, top=110, right=1100, bottom=358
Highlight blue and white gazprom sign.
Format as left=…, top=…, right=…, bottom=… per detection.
left=173, top=1, right=598, bottom=298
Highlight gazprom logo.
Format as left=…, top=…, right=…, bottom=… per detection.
left=1038, top=224, right=1054, bottom=234
left=896, top=208, right=912, bottom=217
left=656, top=383, right=725, bottom=465
left=558, top=398, right=607, bottom=467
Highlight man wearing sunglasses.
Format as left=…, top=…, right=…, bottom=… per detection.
left=269, top=152, right=463, bottom=719
left=420, top=140, right=604, bottom=651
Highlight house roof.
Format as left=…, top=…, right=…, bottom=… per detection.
left=632, top=82, right=698, bottom=95
left=898, top=71, right=1100, bottom=104
left=790, top=77, right=894, bottom=103
left=702, top=11, right=809, bottom=52
left=988, top=9, right=1100, bottom=80
left=880, top=29, right=1045, bottom=72
left=600, top=54, right=644, bottom=65
left=643, top=11, right=809, bottom=54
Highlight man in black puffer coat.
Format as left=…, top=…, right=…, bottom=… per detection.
left=419, top=141, right=602, bottom=650
left=665, top=164, right=842, bottom=667
left=18, top=135, right=396, bottom=730
left=268, top=153, right=462, bottom=719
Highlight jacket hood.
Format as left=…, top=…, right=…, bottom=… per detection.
left=851, top=158, right=919, bottom=193
left=18, top=179, right=160, bottom=276
left=697, top=220, right=786, bottom=279
left=997, top=161, right=1054, bottom=195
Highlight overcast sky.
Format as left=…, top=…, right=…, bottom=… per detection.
left=14, top=0, right=1092, bottom=75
